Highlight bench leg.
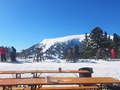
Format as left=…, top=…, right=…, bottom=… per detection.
left=99, top=84, right=105, bottom=90
left=33, top=73, right=38, bottom=78
left=3, top=86, right=5, bottom=90
left=8, top=86, right=12, bottom=90
left=38, top=85, right=42, bottom=88
left=2, top=86, right=12, bottom=90
left=31, top=85, right=38, bottom=90
left=16, top=74, right=21, bottom=78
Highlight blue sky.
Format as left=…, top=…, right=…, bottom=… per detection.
left=0, top=0, right=120, bottom=51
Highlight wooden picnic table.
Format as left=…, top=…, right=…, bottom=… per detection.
left=0, top=77, right=119, bottom=86
left=0, top=70, right=90, bottom=78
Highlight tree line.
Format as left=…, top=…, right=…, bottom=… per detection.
left=19, top=26, right=120, bottom=62
left=65, top=27, right=120, bottom=62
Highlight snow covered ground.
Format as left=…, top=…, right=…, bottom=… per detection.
left=0, top=59, right=120, bottom=81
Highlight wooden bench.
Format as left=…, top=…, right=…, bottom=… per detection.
left=0, top=69, right=90, bottom=78
left=0, top=77, right=119, bottom=90
left=24, top=86, right=102, bottom=90
left=0, top=77, right=119, bottom=85
left=0, top=86, right=105, bottom=90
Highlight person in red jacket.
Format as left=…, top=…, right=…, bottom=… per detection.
left=111, top=48, right=115, bottom=59
left=0, top=47, right=6, bottom=62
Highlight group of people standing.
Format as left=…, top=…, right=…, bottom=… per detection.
left=0, top=46, right=16, bottom=62
left=96, top=48, right=115, bottom=60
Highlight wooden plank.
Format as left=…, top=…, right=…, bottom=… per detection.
left=24, top=86, right=100, bottom=90
left=25, top=70, right=90, bottom=74
left=0, top=70, right=90, bottom=74
left=0, top=77, right=119, bottom=86
left=0, top=86, right=105, bottom=90
left=0, top=87, right=23, bottom=90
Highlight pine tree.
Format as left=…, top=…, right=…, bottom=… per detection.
left=90, top=27, right=103, bottom=49
left=80, top=33, right=95, bottom=59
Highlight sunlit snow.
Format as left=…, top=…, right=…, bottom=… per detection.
left=0, top=59, right=120, bottom=81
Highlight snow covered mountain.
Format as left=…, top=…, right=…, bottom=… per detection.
left=20, top=34, right=85, bottom=59
left=37, top=34, right=85, bottom=51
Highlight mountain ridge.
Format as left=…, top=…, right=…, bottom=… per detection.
left=19, top=34, right=86, bottom=60
left=37, top=34, right=85, bottom=52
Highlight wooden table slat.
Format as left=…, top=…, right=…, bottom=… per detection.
left=0, top=70, right=90, bottom=74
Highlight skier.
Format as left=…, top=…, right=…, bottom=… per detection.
left=10, top=46, right=16, bottom=62
left=0, top=47, right=6, bottom=62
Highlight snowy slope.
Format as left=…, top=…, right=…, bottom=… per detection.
left=22, top=34, right=86, bottom=59
left=37, top=34, right=85, bottom=52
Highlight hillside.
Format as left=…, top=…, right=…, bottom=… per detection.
left=19, top=34, right=85, bottom=59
